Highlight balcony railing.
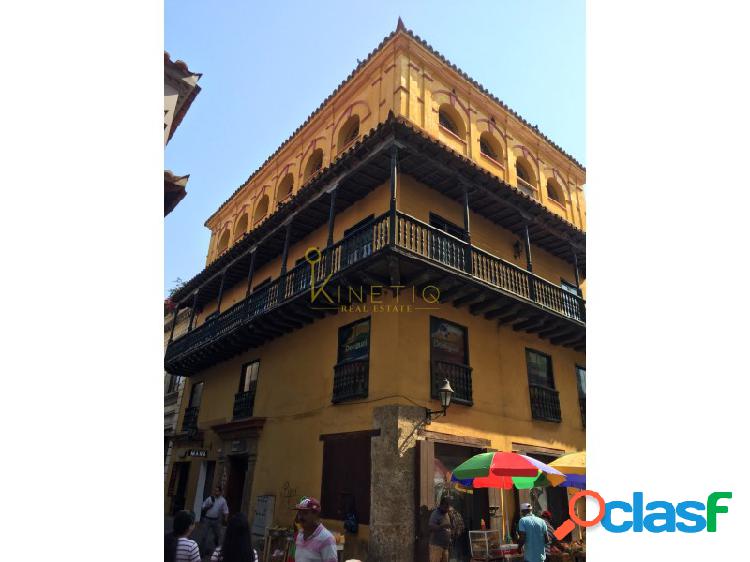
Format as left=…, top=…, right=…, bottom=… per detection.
left=332, top=359, right=369, bottom=403
left=166, top=213, right=390, bottom=362
left=396, top=214, right=585, bottom=322
left=397, top=215, right=467, bottom=271
left=181, top=406, right=199, bottom=433
left=432, top=360, right=473, bottom=405
left=579, top=396, right=586, bottom=427
left=166, top=210, right=584, bottom=367
left=233, top=390, right=256, bottom=420
left=528, top=384, right=561, bottom=422
left=516, top=177, right=539, bottom=199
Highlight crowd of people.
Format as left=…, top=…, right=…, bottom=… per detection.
left=427, top=497, right=559, bottom=562
left=168, top=488, right=558, bottom=562
left=165, top=490, right=352, bottom=562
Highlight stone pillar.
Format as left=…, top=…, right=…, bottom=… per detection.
left=369, top=405, right=424, bottom=562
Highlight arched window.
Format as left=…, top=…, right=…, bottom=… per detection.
left=337, top=115, right=360, bottom=152
left=515, top=157, right=538, bottom=197
left=303, top=148, right=324, bottom=183
left=253, top=194, right=269, bottom=225
left=277, top=173, right=294, bottom=201
left=546, top=178, right=564, bottom=204
left=217, top=230, right=230, bottom=254
left=438, top=104, right=466, bottom=139
left=234, top=213, right=248, bottom=241
left=479, top=132, right=502, bottom=161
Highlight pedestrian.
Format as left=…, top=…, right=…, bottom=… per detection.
left=292, top=497, right=338, bottom=562
left=427, top=496, right=453, bottom=562
left=517, top=503, right=549, bottom=562
left=202, top=486, right=230, bottom=555
left=540, top=510, right=558, bottom=554
left=210, top=513, right=259, bottom=562
left=165, top=510, right=201, bottom=562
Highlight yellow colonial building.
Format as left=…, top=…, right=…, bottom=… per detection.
left=164, top=20, right=585, bottom=562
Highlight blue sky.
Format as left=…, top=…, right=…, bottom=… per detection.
left=165, top=0, right=585, bottom=295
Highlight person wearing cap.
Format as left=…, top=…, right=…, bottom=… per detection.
left=517, top=503, right=549, bottom=562
left=292, top=497, right=338, bottom=562
left=428, top=496, right=454, bottom=562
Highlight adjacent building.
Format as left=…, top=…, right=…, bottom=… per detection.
left=164, top=51, right=202, bottom=477
left=164, top=20, right=585, bottom=562
left=164, top=306, right=190, bottom=478
left=164, top=51, right=202, bottom=216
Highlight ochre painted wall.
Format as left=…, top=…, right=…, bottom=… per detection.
left=204, top=32, right=585, bottom=266
left=169, top=291, right=584, bottom=527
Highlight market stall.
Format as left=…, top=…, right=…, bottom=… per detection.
left=450, top=451, right=587, bottom=561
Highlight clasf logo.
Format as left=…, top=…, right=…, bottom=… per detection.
left=553, top=490, right=732, bottom=538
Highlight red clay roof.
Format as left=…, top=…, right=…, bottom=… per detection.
left=165, top=51, right=202, bottom=143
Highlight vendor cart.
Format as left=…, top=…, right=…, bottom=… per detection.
left=469, top=530, right=522, bottom=561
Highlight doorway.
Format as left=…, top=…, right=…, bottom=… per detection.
left=225, top=455, right=248, bottom=516
left=434, top=442, right=490, bottom=562
left=192, top=460, right=216, bottom=521
left=170, top=461, right=191, bottom=515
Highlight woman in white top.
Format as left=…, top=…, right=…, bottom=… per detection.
left=165, top=510, right=201, bottom=562
left=210, top=513, right=259, bottom=562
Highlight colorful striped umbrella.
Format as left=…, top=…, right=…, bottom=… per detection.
left=450, top=451, right=566, bottom=490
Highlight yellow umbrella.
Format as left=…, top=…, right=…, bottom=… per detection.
left=551, top=451, right=586, bottom=541
left=550, top=451, right=585, bottom=479
left=549, top=451, right=585, bottom=489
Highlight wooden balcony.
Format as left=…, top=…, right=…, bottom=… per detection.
left=165, top=211, right=584, bottom=376
left=332, top=359, right=369, bottom=403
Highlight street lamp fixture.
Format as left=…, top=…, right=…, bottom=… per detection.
left=426, top=379, right=454, bottom=424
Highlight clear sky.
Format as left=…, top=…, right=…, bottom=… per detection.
left=165, top=0, right=585, bottom=296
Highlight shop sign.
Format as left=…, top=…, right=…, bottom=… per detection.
left=187, top=449, right=208, bottom=458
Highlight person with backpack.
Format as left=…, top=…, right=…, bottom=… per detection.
left=210, top=513, right=259, bottom=562
left=165, top=510, right=201, bottom=562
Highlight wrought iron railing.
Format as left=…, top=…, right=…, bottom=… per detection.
left=181, top=406, right=199, bottom=433
left=431, top=360, right=473, bottom=405
left=232, top=390, right=256, bottom=420
left=332, top=359, right=369, bottom=403
left=528, top=384, right=561, bottom=422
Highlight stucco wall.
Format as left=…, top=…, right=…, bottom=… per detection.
left=204, top=33, right=585, bottom=264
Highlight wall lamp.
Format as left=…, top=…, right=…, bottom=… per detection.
left=426, top=379, right=455, bottom=424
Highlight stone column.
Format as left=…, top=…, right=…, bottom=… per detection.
left=369, top=405, right=424, bottom=562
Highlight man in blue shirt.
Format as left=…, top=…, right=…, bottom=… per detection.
left=517, top=503, right=549, bottom=562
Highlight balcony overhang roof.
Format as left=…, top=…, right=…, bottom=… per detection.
left=170, top=114, right=585, bottom=307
